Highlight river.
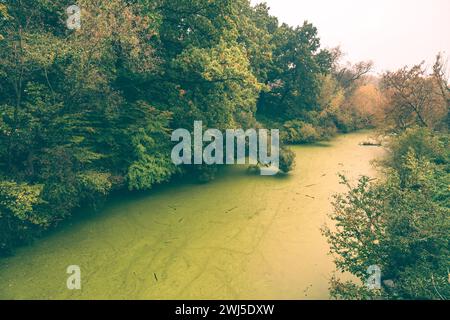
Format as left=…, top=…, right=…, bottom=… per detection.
left=0, top=131, right=384, bottom=300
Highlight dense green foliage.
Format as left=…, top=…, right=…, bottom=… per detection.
left=1, top=1, right=448, bottom=301
left=0, top=0, right=383, bottom=256
left=0, top=0, right=178, bottom=254
left=324, top=128, right=449, bottom=300
left=0, top=0, right=348, bottom=255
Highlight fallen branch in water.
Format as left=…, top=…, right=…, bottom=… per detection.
left=359, top=140, right=382, bottom=147
left=226, top=206, right=238, bottom=213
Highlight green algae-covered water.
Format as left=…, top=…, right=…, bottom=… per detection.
left=0, top=131, right=383, bottom=300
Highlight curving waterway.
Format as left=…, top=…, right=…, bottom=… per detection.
left=0, top=131, right=384, bottom=300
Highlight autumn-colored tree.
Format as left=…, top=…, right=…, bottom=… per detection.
left=345, top=83, right=386, bottom=127
left=381, top=62, right=448, bottom=131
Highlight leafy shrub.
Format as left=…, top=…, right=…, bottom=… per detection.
left=0, top=181, right=44, bottom=255
left=384, top=127, right=447, bottom=171
left=283, top=120, right=320, bottom=144
left=323, top=129, right=450, bottom=300
left=279, top=146, right=296, bottom=173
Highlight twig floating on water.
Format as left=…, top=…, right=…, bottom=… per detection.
left=226, top=206, right=238, bottom=213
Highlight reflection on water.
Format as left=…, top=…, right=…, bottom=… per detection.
left=0, top=131, right=384, bottom=300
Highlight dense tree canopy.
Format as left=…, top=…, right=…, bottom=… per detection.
left=0, top=1, right=387, bottom=256
left=1, top=2, right=448, bottom=302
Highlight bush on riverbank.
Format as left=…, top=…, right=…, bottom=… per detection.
left=324, top=55, right=450, bottom=300
left=283, top=121, right=321, bottom=144
left=324, top=127, right=450, bottom=300
left=279, top=146, right=296, bottom=173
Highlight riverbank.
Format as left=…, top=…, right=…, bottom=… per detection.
left=0, top=131, right=384, bottom=300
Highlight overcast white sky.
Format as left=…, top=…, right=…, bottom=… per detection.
left=251, top=0, right=450, bottom=73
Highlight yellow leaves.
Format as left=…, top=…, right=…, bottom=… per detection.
left=318, top=74, right=345, bottom=110
left=70, top=136, right=85, bottom=144
left=18, top=33, right=66, bottom=69
left=348, top=83, right=387, bottom=125
left=70, top=0, right=157, bottom=73
left=0, top=182, right=44, bottom=224
left=350, top=84, right=385, bottom=114
left=85, top=127, right=96, bottom=134
left=0, top=3, right=9, bottom=19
